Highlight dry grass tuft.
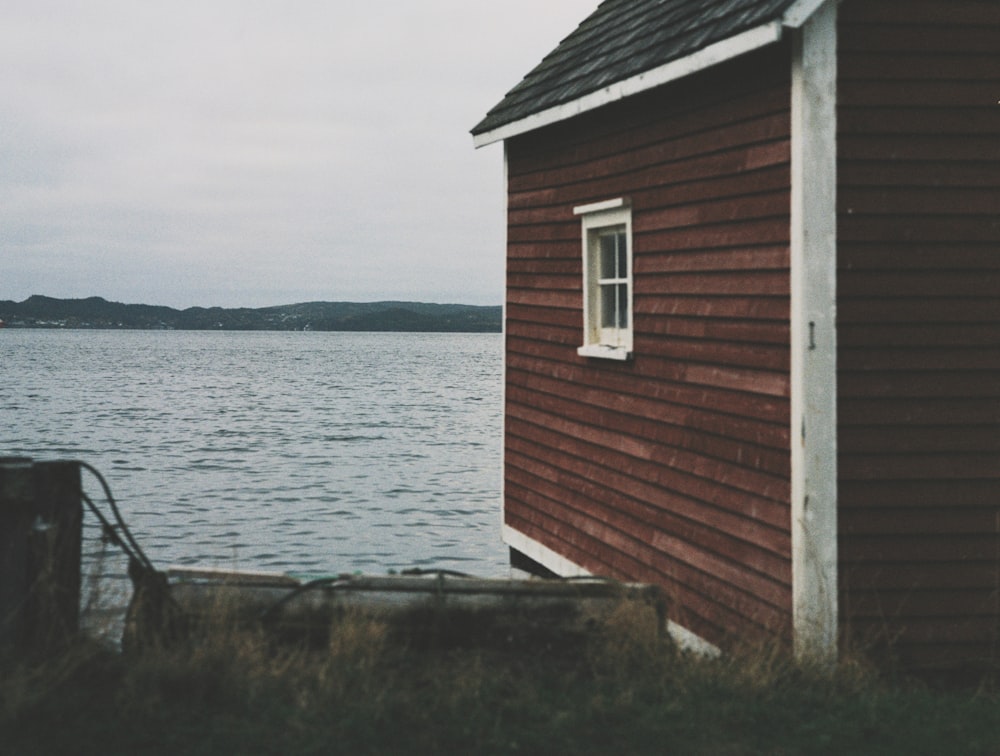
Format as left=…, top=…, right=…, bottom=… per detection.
left=3, top=594, right=1000, bottom=755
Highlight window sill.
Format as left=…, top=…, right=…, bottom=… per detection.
left=577, top=344, right=633, bottom=361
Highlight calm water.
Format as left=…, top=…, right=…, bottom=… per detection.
left=3, top=330, right=507, bottom=579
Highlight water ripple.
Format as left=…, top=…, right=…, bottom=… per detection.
left=6, top=330, right=507, bottom=577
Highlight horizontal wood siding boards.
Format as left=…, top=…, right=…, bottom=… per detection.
left=506, top=389, right=791, bottom=491
left=840, top=479, right=999, bottom=510
left=504, top=508, right=775, bottom=644
left=504, top=467, right=790, bottom=605
left=504, top=47, right=793, bottom=649
left=837, top=0, right=1000, bottom=669
left=506, top=359, right=789, bottom=443
left=504, top=478, right=792, bottom=639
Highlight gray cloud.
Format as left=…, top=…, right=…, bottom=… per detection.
left=0, top=0, right=595, bottom=308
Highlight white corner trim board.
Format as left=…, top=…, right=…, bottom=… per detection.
left=474, top=22, right=784, bottom=148
left=789, top=0, right=838, bottom=665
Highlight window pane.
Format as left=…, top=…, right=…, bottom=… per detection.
left=616, top=283, right=628, bottom=328
left=600, top=283, right=629, bottom=329
left=601, top=284, right=617, bottom=328
left=600, top=233, right=618, bottom=279
left=616, top=233, right=627, bottom=278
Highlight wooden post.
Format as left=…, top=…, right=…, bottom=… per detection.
left=0, top=458, right=34, bottom=652
left=0, top=458, right=83, bottom=657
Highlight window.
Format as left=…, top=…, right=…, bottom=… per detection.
left=574, top=198, right=633, bottom=360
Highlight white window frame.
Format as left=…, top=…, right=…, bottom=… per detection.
left=574, top=198, right=633, bottom=361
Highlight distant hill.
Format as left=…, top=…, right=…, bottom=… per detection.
left=0, top=296, right=502, bottom=333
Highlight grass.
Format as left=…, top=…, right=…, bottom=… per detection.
left=2, top=601, right=1000, bottom=755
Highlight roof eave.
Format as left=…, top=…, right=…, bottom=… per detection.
left=474, top=0, right=836, bottom=149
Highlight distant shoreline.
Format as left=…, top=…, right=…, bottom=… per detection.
left=0, top=295, right=502, bottom=333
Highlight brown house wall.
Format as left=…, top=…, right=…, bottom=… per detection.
left=837, top=0, right=1000, bottom=671
left=504, top=46, right=794, bottom=646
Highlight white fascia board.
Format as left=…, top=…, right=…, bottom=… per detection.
left=473, top=21, right=784, bottom=148
left=789, top=0, right=838, bottom=666
left=783, top=0, right=835, bottom=29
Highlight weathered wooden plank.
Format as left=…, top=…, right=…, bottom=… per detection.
left=835, top=296, right=997, bottom=324
left=644, top=334, right=789, bottom=371
left=845, top=617, right=1000, bottom=646
left=839, top=322, right=1000, bottom=348
left=637, top=246, right=788, bottom=274
left=839, top=371, right=999, bottom=398
left=505, top=363, right=791, bottom=437
left=505, top=509, right=788, bottom=647
left=635, top=294, right=789, bottom=321
left=839, top=453, right=1000, bottom=481
left=839, top=52, right=1000, bottom=80
left=842, top=1, right=1000, bottom=26
left=839, top=108, right=1000, bottom=137
left=506, top=453, right=792, bottom=564
left=506, top=303, right=581, bottom=330
left=839, top=347, right=1000, bottom=372
left=839, top=561, right=1000, bottom=590
left=641, top=218, right=791, bottom=252
left=506, top=287, right=581, bottom=310
left=639, top=191, right=790, bottom=231
left=507, top=224, right=579, bottom=245
left=504, top=415, right=791, bottom=529
left=840, top=506, right=1000, bottom=536
left=505, top=383, right=791, bottom=476
left=840, top=535, right=1000, bottom=563
left=843, top=589, right=1000, bottom=619
left=838, top=426, right=1000, bottom=454
left=507, top=240, right=580, bottom=261
left=507, top=402, right=791, bottom=499
left=507, top=273, right=581, bottom=292
left=838, top=270, right=1000, bottom=297
left=838, top=398, right=999, bottom=426
left=636, top=166, right=790, bottom=211
left=839, top=161, right=1000, bottom=189
left=506, top=63, right=790, bottom=175
left=507, top=258, right=580, bottom=276
left=835, top=245, right=1000, bottom=270
left=839, top=26, right=1000, bottom=55
left=507, top=467, right=784, bottom=580
left=840, top=80, right=1000, bottom=108
left=507, top=356, right=789, bottom=426
left=839, top=479, right=1000, bottom=509
left=513, top=166, right=788, bottom=217
left=509, top=141, right=791, bottom=197
left=504, top=490, right=792, bottom=627
left=839, top=134, right=1000, bottom=162
left=840, top=187, right=1000, bottom=216
left=637, top=315, right=789, bottom=345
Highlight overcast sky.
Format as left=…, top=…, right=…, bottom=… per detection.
left=0, top=1, right=596, bottom=309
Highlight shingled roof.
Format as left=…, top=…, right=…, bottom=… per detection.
left=473, top=0, right=822, bottom=145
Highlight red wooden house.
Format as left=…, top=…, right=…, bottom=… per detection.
left=472, top=0, right=999, bottom=673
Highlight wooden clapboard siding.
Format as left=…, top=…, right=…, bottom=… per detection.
left=837, top=0, right=1000, bottom=671
left=504, top=45, right=794, bottom=647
